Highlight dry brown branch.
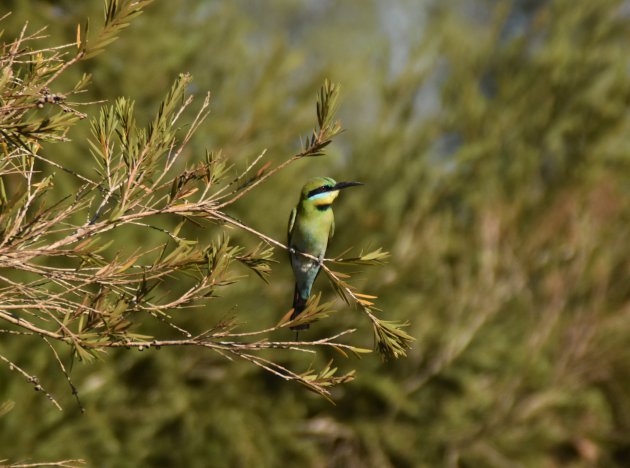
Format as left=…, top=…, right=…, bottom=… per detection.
left=0, top=8, right=402, bottom=411
left=1, top=460, right=85, bottom=468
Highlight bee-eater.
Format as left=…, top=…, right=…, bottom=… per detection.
left=288, top=176, right=363, bottom=330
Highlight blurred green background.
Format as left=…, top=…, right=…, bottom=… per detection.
left=3, top=0, right=630, bottom=466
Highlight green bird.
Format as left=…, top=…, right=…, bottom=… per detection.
left=287, top=176, right=363, bottom=330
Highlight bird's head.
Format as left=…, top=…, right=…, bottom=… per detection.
left=299, top=176, right=363, bottom=207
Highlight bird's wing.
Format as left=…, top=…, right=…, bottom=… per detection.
left=329, top=216, right=335, bottom=238
left=288, top=207, right=297, bottom=245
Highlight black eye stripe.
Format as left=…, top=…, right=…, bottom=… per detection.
left=307, top=185, right=333, bottom=198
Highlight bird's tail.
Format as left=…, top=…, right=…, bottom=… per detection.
left=290, top=284, right=309, bottom=331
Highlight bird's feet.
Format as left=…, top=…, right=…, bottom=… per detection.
left=317, top=253, right=324, bottom=267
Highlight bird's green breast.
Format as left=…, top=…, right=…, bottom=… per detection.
left=290, top=206, right=333, bottom=255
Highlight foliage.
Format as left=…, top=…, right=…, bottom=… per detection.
left=2, top=0, right=630, bottom=467
left=0, top=0, right=405, bottom=427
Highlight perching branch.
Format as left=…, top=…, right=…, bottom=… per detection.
left=0, top=5, right=406, bottom=410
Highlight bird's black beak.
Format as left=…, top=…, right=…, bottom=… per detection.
left=333, top=181, right=363, bottom=191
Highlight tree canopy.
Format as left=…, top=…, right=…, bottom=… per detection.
left=2, top=0, right=630, bottom=466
